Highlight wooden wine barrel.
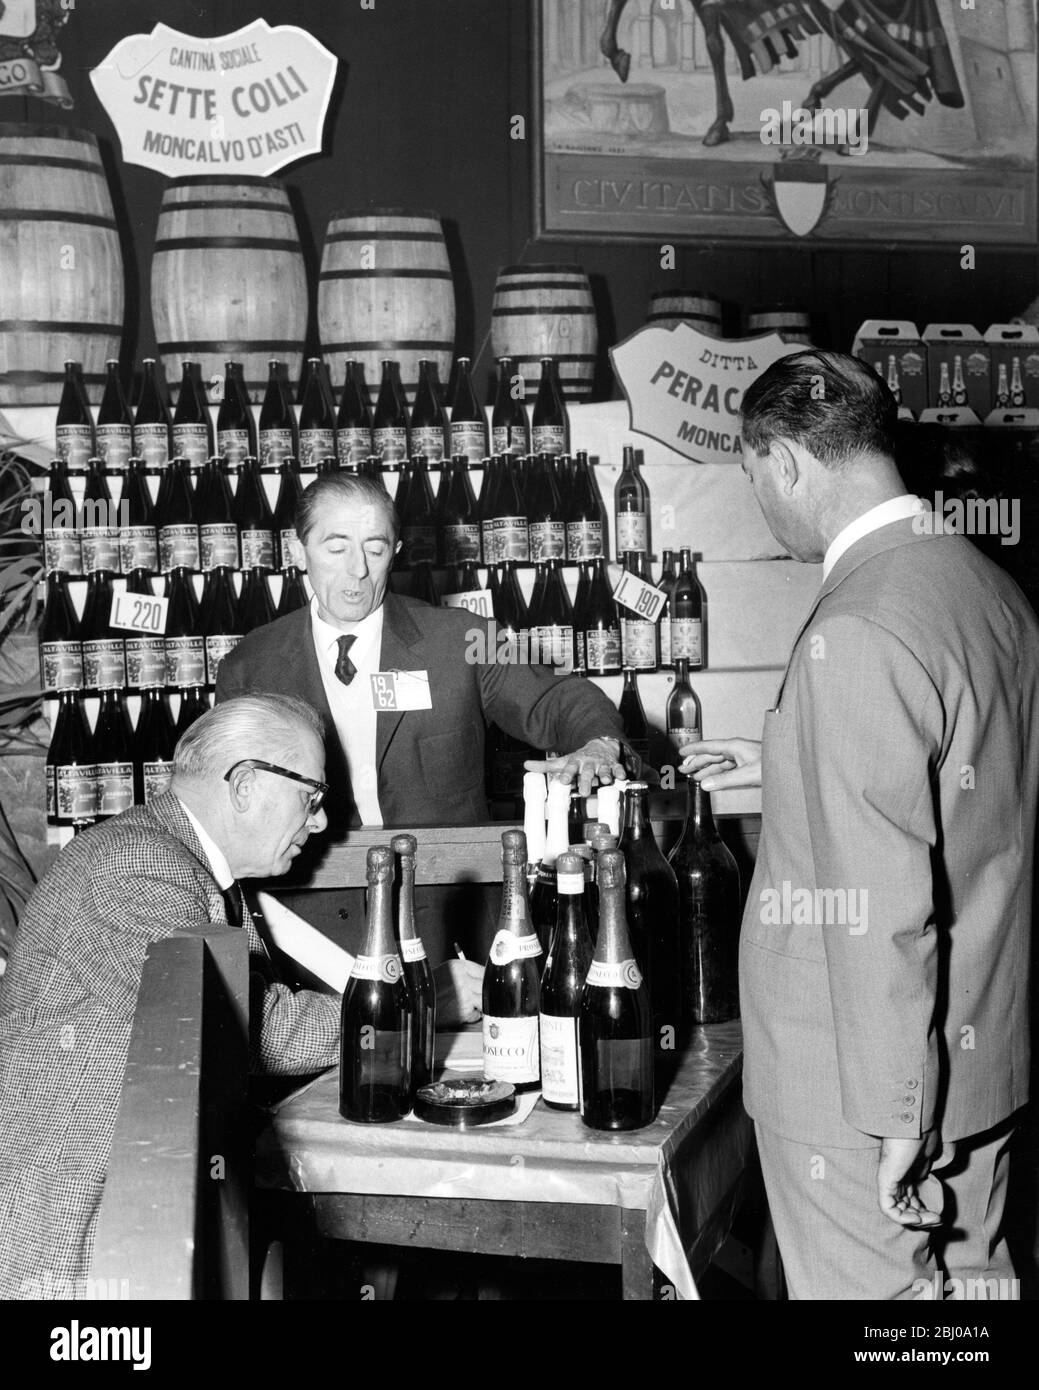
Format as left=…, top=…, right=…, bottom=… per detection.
left=151, top=177, right=308, bottom=400
left=318, top=209, right=455, bottom=404
left=490, top=265, right=598, bottom=401
left=745, top=305, right=813, bottom=345
left=0, top=124, right=123, bottom=405
left=647, top=289, right=722, bottom=336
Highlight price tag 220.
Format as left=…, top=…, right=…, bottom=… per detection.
left=110, top=589, right=169, bottom=635
left=612, top=570, right=665, bottom=622
left=441, top=589, right=493, bottom=618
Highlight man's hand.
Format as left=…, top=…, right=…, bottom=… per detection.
left=525, top=737, right=626, bottom=799
left=876, top=1134, right=951, bottom=1227
left=679, top=738, right=762, bottom=790
left=433, top=958, right=484, bottom=1027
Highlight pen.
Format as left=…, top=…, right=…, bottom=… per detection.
left=453, top=942, right=466, bottom=960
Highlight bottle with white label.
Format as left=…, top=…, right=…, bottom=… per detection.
left=134, top=359, right=172, bottom=473
left=614, top=446, right=649, bottom=556
left=372, top=359, right=410, bottom=462
left=119, top=457, right=159, bottom=575
left=133, top=685, right=175, bottom=805
left=216, top=361, right=255, bottom=469
left=96, top=359, right=133, bottom=474
left=565, top=451, right=605, bottom=561
left=123, top=567, right=166, bottom=694
left=666, top=657, right=702, bottom=759
left=39, top=571, right=83, bottom=697
left=46, top=690, right=97, bottom=829
left=339, top=845, right=412, bottom=1122
left=529, top=777, right=573, bottom=954
left=540, top=850, right=593, bottom=1110
left=491, top=355, right=529, bottom=456
left=670, top=547, right=704, bottom=668
left=658, top=550, right=676, bottom=670
left=55, top=360, right=95, bottom=476
left=410, top=358, right=449, bottom=462
left=482, top=828, right=542, bottom=1090
left=42, top=458, right=82, bottom=578
left=163, top=566, right=204, bottom=691
left=78, top=458, right=120, bottom=577
left=258, top=359, right=299, bottom=470
left=531, top=357, right=568, bottom=455
left=448, top=356, right=488, bottom=462
left=391, top=833, right=435, bottom=1097
left=92, top=686, right=134, bottom=819
left=619, top=552, right=658, bottom=671
left=437, top=455, right=481, bottom=566
left=579, top=849, right=655, bottom=1131
left=172, top=360, right=213, bottom=469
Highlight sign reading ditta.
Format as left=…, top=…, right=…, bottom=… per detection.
left=90, top=19, right=337, bottom=178
left=610, top=323, right=799, bottom=465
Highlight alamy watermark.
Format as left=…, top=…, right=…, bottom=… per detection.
left=760, top=880, right=868, bottom=935
left=913, top=492, right=1020, bottom=545
left=464, top=623, right=574, bottom=675
left=21, top=493, right=129, bottom=535
left=760, top=101, right=869, bottom=157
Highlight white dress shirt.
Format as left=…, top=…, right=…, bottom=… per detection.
left=822, top=494, right=927, bottom=581
left=310, top=595, right=385, bottom=827
left=179, top=800, right=234, bottom=891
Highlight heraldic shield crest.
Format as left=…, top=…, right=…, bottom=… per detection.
left=762, top=148, right=839, bottom=239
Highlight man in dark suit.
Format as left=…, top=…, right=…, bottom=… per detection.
left=217, top=472, right=631, bottom=964
left=684, top=351, right=1039, bottom=1299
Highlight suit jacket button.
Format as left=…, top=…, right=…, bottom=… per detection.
left=906, top=1079, right=918, bottom=1089
left=900, top=1112, right=915, bottom=1123
left=902, top=1096, right=916, bottom=1106
left=338, top=907, right=350, bottom=919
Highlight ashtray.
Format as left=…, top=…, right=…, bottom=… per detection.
left=413, top=1077, right=517, bottom=1128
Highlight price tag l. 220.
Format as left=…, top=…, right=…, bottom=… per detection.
left=110, top=589, right=169, bottom=635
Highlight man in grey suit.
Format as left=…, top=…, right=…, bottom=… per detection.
left=684, top=351, right=1039, bottom=1299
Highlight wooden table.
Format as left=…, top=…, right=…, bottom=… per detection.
left=254, top=1020, right=751, bottom=1300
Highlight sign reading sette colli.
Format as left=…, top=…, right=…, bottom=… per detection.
left=90, top=19, right=337, bottom=178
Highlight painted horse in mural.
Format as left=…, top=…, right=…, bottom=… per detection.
left=599, top=0, right=964, bottom=147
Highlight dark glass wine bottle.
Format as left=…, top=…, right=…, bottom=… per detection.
left=172, top=360, right=214, bottom=470
left=39, top=571, right=83, bottom=695
left=487, top=455, right=529, bottom=564
left=200, top=565, right=242, bottom=689
left=615, top=446, right=649, bottom=557
left=539, top=849, right=594, bottom=1111
left=531, top=357, right=568, bottom=456
left=619, top=550, right=658, bottom=671
left=157, top=458, right=200, bottom=573
left=398, top=456, right=437, bottom=568
left=339, top=844, right=412, bottom=1123
left=134, top=685, right=176, bottom=804
left=93, top=686, right=134, bottom=819
left=409, top=563, right=437, bottom=606
left=135, top=358, right=172, bottom=473
left=234, top=457, right=275, bottom=571
left=258, top=359, right=299, bottom=470
left=667, top=657, right=702, bottom=761
left=299, top=356, right=336, bottom=469
left=123, top=567, right=166, bottom=693
left=336, top=359, right=373, bottom=465
left=579, top=849, right=655, bottom=1130
left=491, top=356, right=529, bottom=456
left=410, top=358, right=449, bottom=462
left=42, top=457, right=82, bottom=577
left=580, top=557, right=622, bottom=677
left=118, top=457, right=158, bottom=576
left=372, top=360, right=409, bottom=462
left=56, top=360, right=95, bottom=476
left=668, top=777, right=741, bottom=1026
left=273, top=460, right=303, bottom=571
left=238, top=565, right=275, bottom=634
left=96, top=360, right=133, bottom=475
left=78, top=457, right=120, bottom=576
left=571, top=561, right=591, bottom=674
left=619, top=668, right=651, bottom=766
left=478, top=456, right=502, bottom=565
left=529, top=558, right=574, bottom=672
left=565, top=450, right=605, bottom=561
left=47, top=690, right=97, bottom=828
left=277, top=565, right=309, bottom=617
left=527, top=454, right=565, bottom=562
left=81, top=569, right=125, bottom=696
left=672, top=547, right=705, bottom=669
left=437, top=455, right=481, bottom=566
left=528, top=779, right=572, bottom=956
left=216, top=361, right=255, bottom=468
left=391, top=833, right=435, bottom=1097
left=448, top=356, right=487, bottom=462
left=197, top=457, right=239, bottom=571
left=443, top=559, right=482, bottom=604
left=618, top=781, right=681, bottom=1056
left=482, top=829, right=542, bottom=1090
left=658, top=549, right=677, bottom=671
left=163, top=566, right=204, bottom=691
left=175, top=686, right=210, bottom=739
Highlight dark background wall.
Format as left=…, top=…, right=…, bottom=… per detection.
left=10, top=0, right=1039, bottom=398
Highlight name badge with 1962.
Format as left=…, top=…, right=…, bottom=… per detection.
left=370, top=671, right=432, bottom=711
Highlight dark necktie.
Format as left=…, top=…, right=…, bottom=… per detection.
left=335, top=634, right=357, bottom=686
left=222, top=881, right=244, bottom=929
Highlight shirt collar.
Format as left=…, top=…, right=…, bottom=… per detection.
left=310, top=593, right=385, bottom=656
left=822, top=494, right=926, bottom=581
left=177, top=799, right=235, bottom=892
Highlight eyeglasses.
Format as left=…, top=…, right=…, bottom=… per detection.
left=224, top=760, right=328, bottom=815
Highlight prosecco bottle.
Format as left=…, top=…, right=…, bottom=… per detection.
left=133, top=685, right=176, bottom=804
left=531, top=357, right=568, bottom=456
left=135, top=359, right=173, bottom=473
left=200, top=565, right=242, bottom=689
left=658, top=550, right=676, bottom=670
left=123, top=567, right=166, bottom=693
left=92, top=686, right=134, bottom=819
left=615, top=446, right=649, bottom=556
left=216, top=361, right=255, bottom=468
left=668, top=775, right=741, bottom=1025
left=672, top=547, right=705, bottom=668
left=482, top=829, right=542, bottom=1090
left=437, top=455, right=481, bottom=566
left=157, top=458, right=200, bottom=573
left=579, top=850, right=655, bottom=1131
left=529, top=779, right=572, bottom=954
left=234, top=458, right=275, bottom=570
left=258, top=359, right=298, bottom=469
left=197, top=457, right=239, bottom=572
left=618, top=781, right=681, bottom=1055
left=619, top=551, right=658, bottom=671
left=491, top=356, right=529, bottom=456
left=339, top=845, right=412, bottom=1123
left=336, top=359, right=373, bottom=465
left=372, top=360, right=409, bottom=462
left=398, top=457, right=437, bottom=568
left=579, top=556, right=622, bottom=677
left=410, top=358, right=449, bottom=462
left=448, top=356, right=487, bottom=462
left=47, top=690, right=97, bottom=829
left=175, top=686, right=210, bottom=738
left=391, top=833, right=435, bottom=1097
left=78, top=458, right=120, bottom=576
left=80, top=569, right=125, bottom=695
left=39, top=571, right=83, bottom=696
left=172, top=360, right=213, bottom=469
left=277, top=566, right=309, bottom=617
left=298, top=357, right=336, bottom=469
left=42, top=458, right=82, bottom=577
left=96, top=360, right=133, bottom=475
left=56, top=360, right=95, bottom=475
left=238, top=565, right=275, bottom=633
left=539, top=850, right=593, bottom=1110
left=164, top=566, right=204, bottom=691
left=118, top=457, right=159, bottom=575
left=619, top=668, right=651, bottom=767
left=273, top=460, right=303, bottom=570
left=527, top=454, right=565, bottom=562
left=667, top=657, right=702, bottom=760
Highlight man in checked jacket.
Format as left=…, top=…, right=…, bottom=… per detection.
left=0, top=694, right=347, bottom=1299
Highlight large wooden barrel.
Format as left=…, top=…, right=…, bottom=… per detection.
left=0, top=124, right=123, bottom=406
left=151, top=177, right=308, bottom=400
left=745, top=305, right=813, bottom=345
left=647, top=289, right=722, bottom=337
left=491, top=265, right=597, bottom=400
left=318, top=209, right=455, bottom=404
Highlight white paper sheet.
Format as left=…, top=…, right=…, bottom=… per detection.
left=254, top=891, right=354, bottom=992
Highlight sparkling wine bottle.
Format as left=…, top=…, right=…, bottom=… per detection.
left=579, top=849, right=655, bottom=1131
left=336, top=359, right=373, bottom=465
left=579, top=556, right=621, bottom=677
left=135, top=358, right=173, bottom=473
left=391, top=833, right=435, bottom=1097
left=398, top=456, right=437, bottom=568
left=258, top=359, right=299, bottom=469
left=216, top=361, right=255, bottom=468
left=234, top=458, right=275, bottom=571
left=163, top=566, right=204, bottom=691
left=528, top=558, right=574, bottom=672
left=276, top=566, right=309, bottom=617
left=565, top=450, right=606, bottom=561
left=539, top=850, right=594, bottom=1110
left=298, top=356, right=336, bottom=469
left=486, top=454, right=529, bottom=564
left=492, top=356, right=529, bottom=456
left=56, top=360, right=95, bottom=476
left=237, top=565, right=275, bottom=633
left=410, top=358, right=449, bottom=462
left=78, top=457, right=120, bottom=576
left=175, top=686, right=210, bottom=739
left=133, top=685, right=176, bottom=804
left=527, top=454, right=566, bottom=562
left=448, top=356, right=487, bottom=462
left=96, top=360, right=133, bottom=475
left=118, top=457, right=158, bottom=576
left=80, top=569, right=125, bottom=696
left=372, top=360, right=409, bottom=462
left=172, top=360, right=214, bottom=470
left=156, top=458, right=200, bottom=574
left=200, top=565, right=242, bottom=689
left=339, top=845, right=412, bottom=1123
left=479, top=456, right=503, bottom=566
left=273, top=460, right=303, bottom=571
left=123, top=567, right=166, bottom=694
left=615, top=446, right=649, bottom=556
left=482, top=829, right=542, bottom=1090
left=528, top=777, right=573, bottom=955
left=532, top=357, right=568, bottom=456
left=197, top=457, right=239, bottom=572
left=42, top=457, right=82, bottom=578
left=437, top=455, right=481, bottom=566
left=92, top=686, right=134, bottom=819
left=618, top=780, right=681, bottom=1055
left=39, top=571, right=83, bottom=696
left=47, top=690, right=97, bottom=829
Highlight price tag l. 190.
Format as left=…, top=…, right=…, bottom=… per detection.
left=110, top=589, right=170, bottom=635
left=612, top=569, right=665, bottom=622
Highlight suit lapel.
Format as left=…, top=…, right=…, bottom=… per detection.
left=375, top=594, right=424, bottom=771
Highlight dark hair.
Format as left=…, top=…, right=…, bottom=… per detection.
left=740, top=350, right=897, bottom=467
left=295, top=472, right=400, bottom=546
